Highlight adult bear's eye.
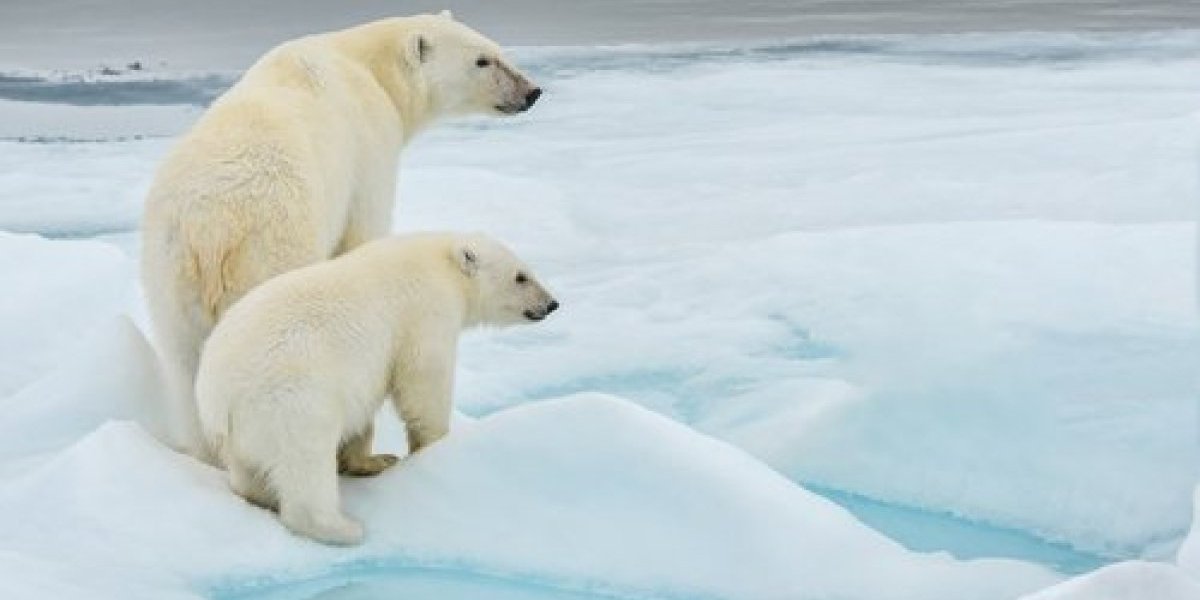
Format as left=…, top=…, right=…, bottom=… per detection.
left=476, top=57, right=491, bottom=68
left=515, top=273, right=528, bottom=284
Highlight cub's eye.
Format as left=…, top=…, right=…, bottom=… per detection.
left=475, top=57, right=491, bottom=68
left=515, top=273, right=528, bottom=284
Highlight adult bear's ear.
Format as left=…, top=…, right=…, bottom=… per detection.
left=455, top=245, right=479, bottom=277
left=439, top=9, right=454, bottom=20
left=407, top=34, right=431, bottom=65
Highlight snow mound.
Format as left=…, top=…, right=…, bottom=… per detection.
left=1, top=32, right=1197, bottom=598
left=0, top=391, right=1059, bottom=600
left=0, top=138, right=167, bottom=233
left=0, top=315, right=166, bottom=463
left=454, top=221, right=1197, bottom=557
left=1176, top=485, right=1200, bottom=576
left=0, top=232, right=131, bottom=395
left=1019, top=482, right=1200, bottom=600
left=1019, top=561, right=1200, bottom=600
left=729, top=223, right=1199, bottom=556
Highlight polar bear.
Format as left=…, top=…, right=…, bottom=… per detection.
left=141, top=12, right=540, bottom=461
left=195, top=232, right=558, bottom=545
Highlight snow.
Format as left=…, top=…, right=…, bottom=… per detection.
left=0, top=30, right=1197, bottom=599
left=1019, top=488, right=1200, bottom=599
left=0, top=316, right=167, bottom=465
left=455, top=220, right=1196, bottom=557
left=0, top=137, right=167, bottom=234
left=0, top=100, right=198, bottom=143
left=0, top=327, right=1059, bottom=599
left=393, top=35, right=1200, bottom=556
left=1020, top=561, right=1200, bottom=600
left=1177, top=485, right=1200, bottom=576
left=0, top=232, right=132, bottom=395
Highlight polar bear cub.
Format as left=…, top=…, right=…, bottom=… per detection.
left=195, top=232, right=558, bottom=545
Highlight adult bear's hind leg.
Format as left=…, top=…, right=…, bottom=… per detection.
left=143, top=245, right=216, bottom=463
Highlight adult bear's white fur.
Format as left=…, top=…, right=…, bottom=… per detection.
left=195, top=232, right=558, bottom=545
left=141, top=13, right=540, bottom=460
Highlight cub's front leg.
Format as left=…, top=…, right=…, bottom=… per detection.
left=391, top=355, right=454, bottom=455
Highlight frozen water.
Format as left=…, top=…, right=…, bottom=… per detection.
left=219, top=567, right=649, bottom=600
left=0, top=232, right=131, bottom=395
left=1176, top=485, right=1200, bottom=576
left=0, top=316, right=167, bottom=465
left=1020, top=489, right=1200, bottom=598
left=815, top=486, right=1109, bottom=574
left=0, top=139, right=167, bottom=234
left=448, top=221, right=1196, bottom=558
left=389, top=34, right=1200, bottom=557
left=1019, top=561, right=1200, bottom=600
left=0, top=30, right=1197, bottom=600
left=0, top=327, right=1059, bottom=599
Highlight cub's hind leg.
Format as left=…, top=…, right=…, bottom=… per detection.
left=337, top=423, right=398, bottom=477
left=228, top=460, right=277, bottom=511
left=268, top=426, right=364, bottom=546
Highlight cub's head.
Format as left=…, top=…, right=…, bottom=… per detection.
left=404, top=11, right=541, bottom=117
left=451, top=234, right=558, bottom=326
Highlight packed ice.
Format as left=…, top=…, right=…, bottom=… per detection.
left=0, top=31, right=1197, bottom=599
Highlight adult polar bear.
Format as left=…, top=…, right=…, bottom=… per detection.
left=142, top=12, right=540, bottom=461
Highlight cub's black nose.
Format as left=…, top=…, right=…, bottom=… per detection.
left=525, top=88, right=542, bottom=108
left=546, top=299, right=559, bottom=314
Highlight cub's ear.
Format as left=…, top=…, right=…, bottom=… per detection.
left=407, top=34, right=431, bottom=65
left=439, top=9, right=454, bottom=20
left=454, top=244, right=479, bottom=277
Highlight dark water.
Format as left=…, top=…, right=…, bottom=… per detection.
left=2, top=0, right=1200, bottom=70
left=5, top=30, right=1200, bottom=109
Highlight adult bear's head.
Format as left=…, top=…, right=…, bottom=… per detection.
left=403, top=11, right=541, bottom=117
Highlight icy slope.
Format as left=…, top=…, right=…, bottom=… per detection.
left=0, top=32, right=1197, bottom=596
left=0, top=323, right=1058, bottom=599
left=0, top=316, right=166, bottom=463
left=381, top=36, right=1200, bottom=556
left=450, top=221, right=1198, bottom=558
left=1176, top=486, right=1200, bottom=576
left=1020, top=561, right=1200, bottom=600
left=1017, top=499, right=1200, bottom=600
left=0, top=232, right=131, bottom=396
left=0, top=138, right=166, bottom=235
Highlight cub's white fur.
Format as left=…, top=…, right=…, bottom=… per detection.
left=141, top=14, right=540, bottom=459
left=195, top=233, right=557, bottom=545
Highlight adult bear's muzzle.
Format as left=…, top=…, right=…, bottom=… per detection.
left=523, top=298, right=559, bottom=321
left=520, top=87, right=542, bottom=112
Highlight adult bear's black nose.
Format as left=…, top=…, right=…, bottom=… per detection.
left=524, top=88, right=542, bottom=109
left=546, top=299, right=559, bottom=314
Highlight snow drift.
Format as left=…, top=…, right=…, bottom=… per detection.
left=0, top=323, right=1058, bottom=599
left=1, top=30, right=1198, bottom=599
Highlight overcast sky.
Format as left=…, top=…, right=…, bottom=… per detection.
left=2, top=0, right=1199, bottom=70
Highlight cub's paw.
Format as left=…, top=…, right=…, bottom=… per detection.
left=281, top=510, right=365, bottom=546
left=338, top=453, right=399, bottom=477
